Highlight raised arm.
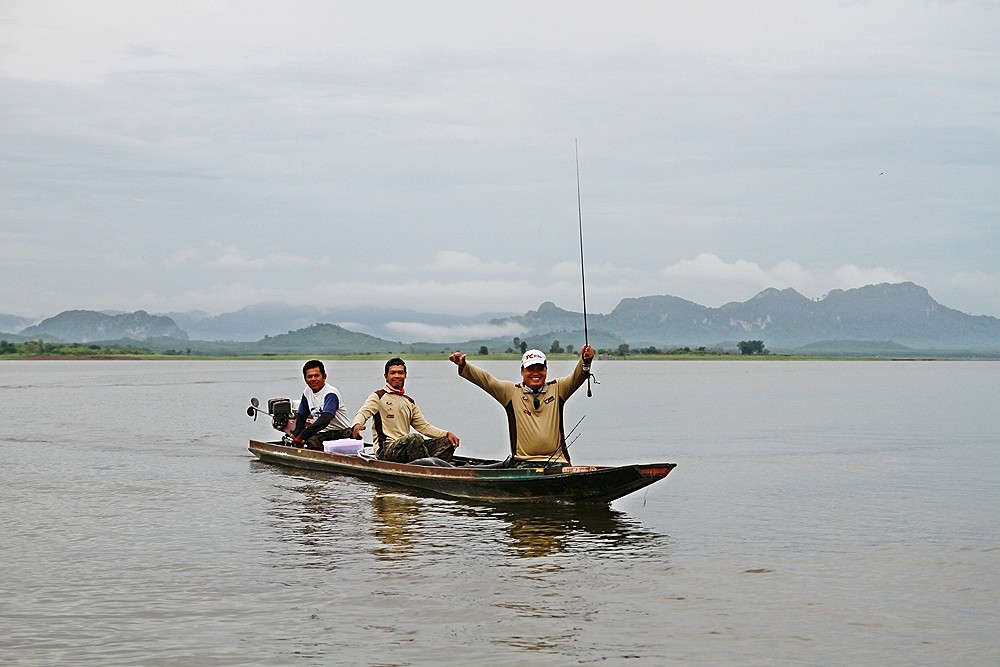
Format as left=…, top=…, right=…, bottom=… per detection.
left=559, top=345, right=597, bottom=400
left=448, top=351, right=467, bottom=370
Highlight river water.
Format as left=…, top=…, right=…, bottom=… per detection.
left=1, top=359, right=997, bottom=665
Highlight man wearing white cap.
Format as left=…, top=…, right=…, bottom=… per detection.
left=448, top=345, right=595, bottom=467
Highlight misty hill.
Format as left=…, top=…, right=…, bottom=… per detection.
left=0, top=313, right=35, bottom=335
left=19, top=310, right=187, bottom=342
left=494, top=282, right=1000, bottom=351
left=256, top=324, right=409, bottom=355
left=129, top=324, right=447, bottom=356
left=726, top=282, right=999, bottom=349
left=167, top=302, right=517, bottom=342
left=4, top=282, right=998, bottom=355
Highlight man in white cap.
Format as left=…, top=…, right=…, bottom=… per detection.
left=448, top=345, right=595, bottom=467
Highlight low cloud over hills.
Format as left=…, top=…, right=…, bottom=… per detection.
left=3, top=282, right=998, bottom=355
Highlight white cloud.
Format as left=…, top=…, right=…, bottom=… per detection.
left=131, top=282, right=295, bottom=315
left=658, top=254, right=915, bottom=306
left=664, top=254, right=771, bottom=284
left=2, top=1, right=999, bottom=320
left=161, top=244, right=312, bottom=271
left=941, top=270, right=1000, bottom=316
left=831, top=264, right=908, bottom=290
left=387, top=251, right=523, bottom=278
left=384, top=320, right=528, bottom=344
left=161, top=247, right=204, bottom=268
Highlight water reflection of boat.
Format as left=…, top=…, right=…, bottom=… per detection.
left=254, top=465, right=378, bottom=568
left=370, top=492, right=667, bottom=560
left=249, top=439, right=675, bottom=504
left=254, top=463, right=669, bottom=562
left=474, top=503, right=664, bottom=559
left=370, top=493, right=421, bottom=561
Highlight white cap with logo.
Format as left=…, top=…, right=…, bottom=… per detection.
left=521, top=349, right=547, bottom=368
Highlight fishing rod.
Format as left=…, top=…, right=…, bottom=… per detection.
left=566, top=413, right=586, bottom=440
left=576, top=140, right=596, bottom=397
left=539, top=415, right=587, bottom=468
left=533, top=145, right=597, bottom=471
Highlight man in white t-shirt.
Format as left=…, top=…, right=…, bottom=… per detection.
left=288, top=359, right=355, bottom=450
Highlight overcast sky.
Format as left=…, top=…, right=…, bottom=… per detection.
left=3, top=1, right=999, bottom=335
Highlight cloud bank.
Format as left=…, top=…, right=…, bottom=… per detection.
left=1, top=1, right=998, bottom=320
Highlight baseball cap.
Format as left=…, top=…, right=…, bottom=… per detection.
left=521, top=349, right=547, bottom=368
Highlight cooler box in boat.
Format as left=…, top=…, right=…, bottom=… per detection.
left=323, top=439, right=362, bottom=455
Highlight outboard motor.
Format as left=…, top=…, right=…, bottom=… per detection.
left=268, top=398, right=292, bottom=432
left=247, top=396, right=296, bottom=435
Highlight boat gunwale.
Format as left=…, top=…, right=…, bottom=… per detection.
left=247, top=439, right=675, bottom=503
left=249, top=439, right=674, bottom=478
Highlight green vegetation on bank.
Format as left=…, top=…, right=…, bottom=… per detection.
left=0, top=339, right=156, bottom=357
left=0, top=336, right=875, bottom=361
left=499, top=338, right=767, bottom=357
left=3, top=337, right=992, bottom=361
left=2, top=336, right=768, bottom=358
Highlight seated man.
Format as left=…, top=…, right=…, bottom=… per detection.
left=352, top=357, right=460, bottom=463
left=289, top=359, right=355, bottom=450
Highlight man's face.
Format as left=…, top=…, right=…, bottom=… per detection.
left=521, top=363, right=547, bottom=391
left=304, top=367, right=326, bottom=393
left=385, top=364, right=407, bottom=391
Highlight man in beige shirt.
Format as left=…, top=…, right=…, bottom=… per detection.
left=352, top=357, right=460, bottom=463
left=448, top=346, right=595, bottom=466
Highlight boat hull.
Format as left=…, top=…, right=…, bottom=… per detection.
left=248, top=440, right=675, bottom=503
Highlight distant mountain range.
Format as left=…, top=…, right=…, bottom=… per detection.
left=509, top=282, right=1000, bottom=350
left=16, top=310, right=188, bottom=342
left=163, top=303, right=517, bottom=343
left=3, top=282, right=999, bottom=356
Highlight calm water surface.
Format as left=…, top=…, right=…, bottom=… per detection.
left=1, top=359, right=997, bottom=665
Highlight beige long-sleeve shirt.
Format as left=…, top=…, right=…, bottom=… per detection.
left=352, top=389, right=448, bottom=455
left=458, top=358, right=588, bottom=463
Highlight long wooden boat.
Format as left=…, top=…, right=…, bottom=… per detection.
left=248, top=439, right=676, bottom=503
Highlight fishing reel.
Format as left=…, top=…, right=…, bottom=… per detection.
left=246, top=397, right=294, bottom=432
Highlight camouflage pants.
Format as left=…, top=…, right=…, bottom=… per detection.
left=378, top=433, right=455, bottom=463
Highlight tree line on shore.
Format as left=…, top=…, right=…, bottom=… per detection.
left=1, top=337, right=770, bottom=358
left=487, top=337, right=768, bottom=357
left=0, top=339, right=155, bottom=357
